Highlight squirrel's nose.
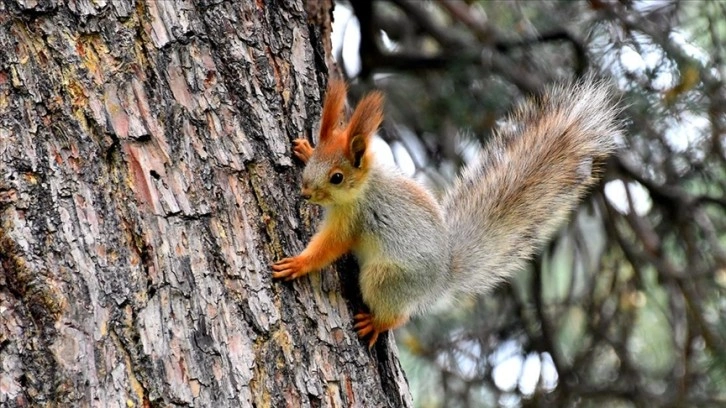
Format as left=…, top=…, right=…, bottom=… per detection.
left=301, top=188, right=312, bottom=200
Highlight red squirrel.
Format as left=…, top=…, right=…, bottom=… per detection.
left=273, top=78, right=620, bottom=348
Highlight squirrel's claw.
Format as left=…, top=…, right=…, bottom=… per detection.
left=272, top=256, right=308, bottom=281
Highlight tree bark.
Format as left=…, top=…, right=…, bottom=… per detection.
left=0, top=1, right=412, bottom=407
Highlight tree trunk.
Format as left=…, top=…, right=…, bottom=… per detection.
left=0, top=1, right=412, bottom=407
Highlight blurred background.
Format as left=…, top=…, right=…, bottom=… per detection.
left=329, top=1, right=726, bottom=407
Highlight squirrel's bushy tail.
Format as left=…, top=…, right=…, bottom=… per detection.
left=444, top=78, right=621, bottom=295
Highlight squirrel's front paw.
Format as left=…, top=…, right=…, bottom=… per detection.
left=272, top=256, right=309, bottom=281
left=292, top=139, right=314, bottom=163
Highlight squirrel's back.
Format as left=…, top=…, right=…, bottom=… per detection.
left=444, top=78, right=621, bottom=294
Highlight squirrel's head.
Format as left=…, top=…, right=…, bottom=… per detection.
left=301, top=80, right=384, bottom=206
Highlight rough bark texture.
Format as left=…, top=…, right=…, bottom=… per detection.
left=0, top=1, right=412, bottom=407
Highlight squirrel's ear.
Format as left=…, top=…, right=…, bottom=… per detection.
left=346, top=91, right=384, bottom=167
left=349, top=135, right=367, bottom=168
left=319, top=79, right=347, bottom=143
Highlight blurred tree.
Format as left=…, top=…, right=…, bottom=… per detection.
left=334, top=0, right=726, bottom=407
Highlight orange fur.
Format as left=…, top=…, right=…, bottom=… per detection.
left=317, top=133, right=348, bottom=157
left=315, top=87, right=384, bottom=170
left=353, top=313, right=408, bottom=349
left=272, top=221, right=354, bottom=280
left=344, top=92, right=384, bottom=166
left=292, top=138, right=314, bottom=163
left=347, top=91, right=384, bottom=140
left=319, top=80, right=347, bottom=143
left=299, top=227, right=353, bottom=271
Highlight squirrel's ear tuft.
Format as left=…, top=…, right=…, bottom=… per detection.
left=319, top=79, right=347, bottom=143
left=346, top=91, right=384, bottom=167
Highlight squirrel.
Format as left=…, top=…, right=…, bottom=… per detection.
left=272, top=78, right=621, bottom=348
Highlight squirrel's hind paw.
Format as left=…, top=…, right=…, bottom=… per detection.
left=353, top=312, right=408, bottom=349
left=353, top=313, right=379, bottom=349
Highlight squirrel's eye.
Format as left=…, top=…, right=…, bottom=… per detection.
left=329, top=172, right=344, bottom=185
